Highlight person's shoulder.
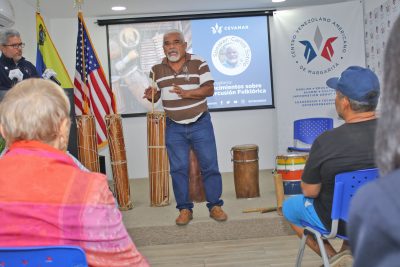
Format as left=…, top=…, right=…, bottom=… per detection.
left=375, top=169, right=400, bottom=196
left=81, top=170, right=108, bottom=181
left=20, top=57, right=37, bottom=69
left=313, top=124, right=337, bottom=141
left=354, top=169, right=400, bottom=203
left=78, top=170, right=111, bottom=192
left=190, top=54, right=207, bottom=63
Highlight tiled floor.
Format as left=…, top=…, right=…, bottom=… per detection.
left=120, top=170, right=346, bottom=266
left=139, top=235, right=343, bottom=267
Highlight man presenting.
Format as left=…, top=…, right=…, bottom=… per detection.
left=283, top=66, right=379, bottom=266
left=0, top=29, right=39, bottom=91
left=143, top=29, right=227, bottom=226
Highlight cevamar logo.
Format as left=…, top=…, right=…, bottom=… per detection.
left=290, top=17, right=348, bottom=75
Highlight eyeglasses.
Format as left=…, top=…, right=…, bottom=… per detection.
left=3, top=43, right=25, bottom=49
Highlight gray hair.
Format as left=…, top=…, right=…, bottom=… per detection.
left=0, top=29, right=20, bottom=45
left=0, top=78, right=70, bottom=146
left=375, top=16, right=400, bottom=175
left=337, top=91, right=377, bottom=112
left=348, top=98, right=377, bottom=112
left=163, top=29, right=185, bottom=43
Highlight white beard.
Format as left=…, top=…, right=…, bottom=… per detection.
left=167, top=52, right=180, bottom=62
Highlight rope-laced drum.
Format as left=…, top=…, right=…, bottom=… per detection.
left=147, top=111, right=170, bottom=206
left=76, top=115, right=100, bottom=172
left=105, top=114, right=133, bottom=210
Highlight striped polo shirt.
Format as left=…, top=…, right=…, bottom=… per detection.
left=151, top=53, right=213, bottom=123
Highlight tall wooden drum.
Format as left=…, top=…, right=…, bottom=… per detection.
left=76, top=115, right=100, bottom=172
left=231, top=144, right=260, bottom=198
left=147, top=111, right=170, bottom=207
left=188, top=148, right=206, bottom=203
left=105, top=114, right=133, bottom=210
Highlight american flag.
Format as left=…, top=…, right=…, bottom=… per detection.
left=74, top=12, right=116, bottom=147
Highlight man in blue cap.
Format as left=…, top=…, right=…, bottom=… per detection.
left=282, top=66, right=380, bottom=266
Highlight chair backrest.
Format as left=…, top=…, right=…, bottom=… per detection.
left=332, top=168, right=379, bottom=222
left=0, top=245, right=88, bottom=267
left=293, top=117, right=334, bottom=145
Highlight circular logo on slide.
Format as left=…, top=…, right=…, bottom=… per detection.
left=211, top=35, right=251, bottom=76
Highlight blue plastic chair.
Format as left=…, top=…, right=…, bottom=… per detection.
left=288, top=118, right=334, bottom=152
left=295, top=168, right=379, bottom=267
left=0, top=245, right=88, bottom=267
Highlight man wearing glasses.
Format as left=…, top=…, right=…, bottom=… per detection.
left=0, top=29, right=39, bottom=91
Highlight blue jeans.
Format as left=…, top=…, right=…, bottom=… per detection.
left=165, top=112, right=224, bottom=211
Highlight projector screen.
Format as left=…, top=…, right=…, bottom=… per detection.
left=102, top=12, right=274, bottom=117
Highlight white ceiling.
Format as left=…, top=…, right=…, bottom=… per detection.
left=24, top=0, right=355, bottom=19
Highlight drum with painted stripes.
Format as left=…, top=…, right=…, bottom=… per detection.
left=276, top=154, right=308, bottom=196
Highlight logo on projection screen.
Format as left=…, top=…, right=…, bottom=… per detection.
left=211, top=35, right=251, bottom=76
left=290, top=17, right=348, bottom=75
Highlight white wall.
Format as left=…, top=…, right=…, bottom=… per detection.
left=364, top=0, right=386, bottom=11
left=17, top=14, right=277, bottom=179
left=12, top=1, right=373, bottom=179
left=10, top=1, right=37, bottom=63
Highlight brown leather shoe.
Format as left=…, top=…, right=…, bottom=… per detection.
left=175, top=209, right=193, bottom=226
left=210, top=206, right=228, bottom=222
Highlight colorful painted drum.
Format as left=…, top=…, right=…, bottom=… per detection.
left=282, top=180, right=302, bottom=195
left=275, top=154, right=308, bottom=195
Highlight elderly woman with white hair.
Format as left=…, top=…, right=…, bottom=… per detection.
left=0, top=78, right=149, bottom=267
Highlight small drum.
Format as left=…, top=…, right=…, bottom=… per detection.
left=231, top=144, right=260, bottom=198
left=276, top=154, right=308, bottom=196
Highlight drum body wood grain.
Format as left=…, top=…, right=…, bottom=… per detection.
left=147, top=112, right=170, bottom=207
left=105, top=114, right=133, bottom=210
left=188, top=148, right=206, bottom=203
left=76, top=115, right=100, bottom=172
left=231, top=144, right=260, bottom=198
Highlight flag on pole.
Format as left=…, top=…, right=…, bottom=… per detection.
left=35, top=12, right=73, bottom=89
left=74, top=12, right=116, bottom=147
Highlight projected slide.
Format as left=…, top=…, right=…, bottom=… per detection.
left=107, top=15, right=274, bottom=116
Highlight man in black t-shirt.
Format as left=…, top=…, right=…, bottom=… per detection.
left=282, top=66, right=380, bottom=265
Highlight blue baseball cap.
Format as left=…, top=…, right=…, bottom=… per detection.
left=326, top=66, right=380, bottom=104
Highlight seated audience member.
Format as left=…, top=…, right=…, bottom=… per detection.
left=348, top=17, right=400, bottom=267
left=0, top=79, right=149, bottom=267
left=282, top=66, right=380, bottom=266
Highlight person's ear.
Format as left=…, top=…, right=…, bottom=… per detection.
left=58, top=118, right=71, bottom=151
left=341, top=96, right=351, bottom=110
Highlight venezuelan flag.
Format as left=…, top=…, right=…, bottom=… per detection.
left=36, top=12, right=73, bottom=89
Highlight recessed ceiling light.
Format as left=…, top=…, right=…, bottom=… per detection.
left=272, top=0, right=286, bottom=2
left=111, top=6, right=127, bottom=11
